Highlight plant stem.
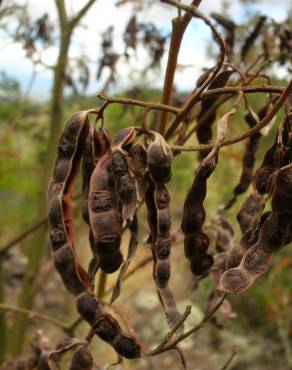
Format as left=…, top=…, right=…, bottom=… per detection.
left=0, top=303, right=69, bottom=330
left=0, top=258, right=6, bottom=363
left=159, top=0, right=202, bottom=134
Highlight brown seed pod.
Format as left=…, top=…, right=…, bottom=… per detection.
left=254, top=111, right=292, bottom=194
left=146, top=131, right=181, bottom=330
left=220, top=164, right=292, bottom=293
left=48, top=112, right=141, bottom=359
left=88, top=152, right=123, bottom=274
left=182, top=108, right=232, bottom=275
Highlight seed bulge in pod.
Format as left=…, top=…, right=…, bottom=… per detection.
left=156, top=238, right=171, bottom=259
left=147, top=142, right=172, bottom=184
left=182, top=206, right=205, bottom=234
left=90, top=192, right=113, bottom=213
left=118, top=175, right=136, bottom=202
left=50, top=226, right=67, bottom=250
left=184, top=233, right=209, bottom=259
left=190, top=253, right=213, bottom=275
left=254, top=167, right=274, bottom=194
left=95, top=315, right=119, bottom=341
left=99, top=251, right=123, bottom=273
left=58, top=135, right=76, bottom=157
left=53, top=245, right=85, bottom=295
left=114, top=334, right=141, bottom=359
left=220, top=268, right=250, bottom=293
left=243, top=245, right=272, bottom=274
left=155, top=187, right=170, bottom=209
left=111, top=151, right=128, bottom=176
left=96, top=234, right=121, bottom=255
left=76, top=292, right=101, bottom=324
left=156, top=260, right=170, bottom=288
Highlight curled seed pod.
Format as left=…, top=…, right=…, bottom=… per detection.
left=220, top=164, right=292, bottom=293
left=48, top=113, right=141, bottom=358
left=69, top=348, right=93, bottom=370
left=88, top=152, right=123, bottom=274
left=196, top=70, right=234, bottom=160
left=146, top=131, right=181, bottom=330
left=48, top=111, right=91, bottom=294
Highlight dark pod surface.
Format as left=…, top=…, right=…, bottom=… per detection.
left=146, top=131, right=181, bottom=330
left=48, top=112, right=141, bottom=359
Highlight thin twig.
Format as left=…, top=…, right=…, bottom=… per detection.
left=0, top=303, right=70, bottom=332
left=0, top=193, right=81, bottom=257
left=202, top=85, right=284, bottom=98
left=159, top=0, right=202, bottom=134
left=172, top=80, right=292, bottom=151
left=0, top=217, right=47, bottom=257
left=149, top=294, right=227, bottom=355
left=218, top=348, right=237, bottom=370
left=148, top=305, right=192, bottom=355
left=97, top=94, right=180, bottom=115
left=97, top=271, right=107, bottom=299
left=104, top=255, right=153, bottom=297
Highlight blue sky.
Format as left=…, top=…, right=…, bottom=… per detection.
left=0, top=0, right=290, bottom=101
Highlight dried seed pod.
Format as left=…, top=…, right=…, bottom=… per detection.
left=147, top=131, right=172, bottom=184
left=82, top=125, right=111, bottom=224
left=182, top=107, right=232, bottom=276
left=129, top=135, right=148, bottom=203
left=254, top=112, right=291, bottom=194
left=146, top=131, right=181, bottom=330
left=88, top=152, right=123, bottom=274
left=82, top=125, right=111, bottom=280
left=220, top=164, right=292, bottom=293
left=76, top=292, right=140, bottom=358
left=48, top=112, right=141, bottom=359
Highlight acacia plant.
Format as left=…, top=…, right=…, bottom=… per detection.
left=1, top=0, right=292, bottom=368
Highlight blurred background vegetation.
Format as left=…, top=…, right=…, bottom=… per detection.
left=0, top=0, right=291, bottom=369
